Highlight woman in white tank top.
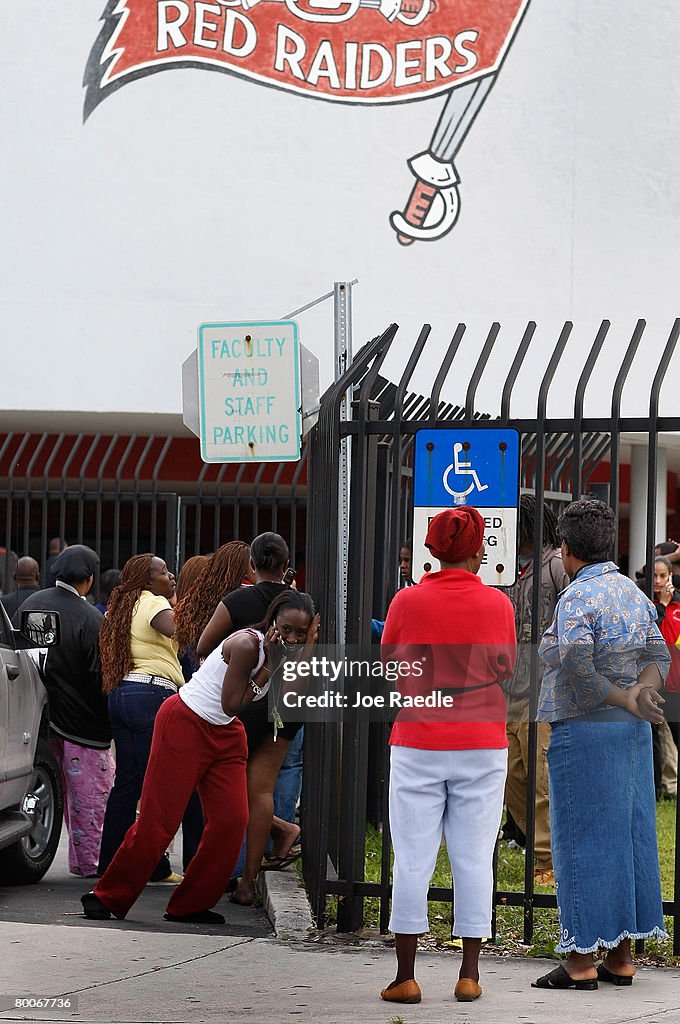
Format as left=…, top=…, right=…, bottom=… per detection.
left=222, top=590, right=319, bottom=907
left=80, top=590, right=317, bottom=925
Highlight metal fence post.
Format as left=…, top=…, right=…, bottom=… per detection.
left=337, top=398, right=380, bottom=932
left=334, top=281, right=353, bottom=646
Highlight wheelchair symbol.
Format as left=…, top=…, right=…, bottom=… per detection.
left=443, top=443, right=489, bottom=504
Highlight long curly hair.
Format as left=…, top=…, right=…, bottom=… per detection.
left=175, top=555, right=209, bottom=602
left=100, top=553, right=155, bottom=694
left=173, top=541, right=251, bottom=657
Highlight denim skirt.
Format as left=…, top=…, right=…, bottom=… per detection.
left=548, top=711, right=668, bottom=954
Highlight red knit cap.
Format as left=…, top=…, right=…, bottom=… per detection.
left=425, top=507, right=485, bottom=562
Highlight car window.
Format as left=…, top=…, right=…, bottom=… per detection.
left=0, top=604, right=12, bottom=648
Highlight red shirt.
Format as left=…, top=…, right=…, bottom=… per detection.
left=382, top=569, right=516, bottom=750
left=655, top=598, right=680, bottom=693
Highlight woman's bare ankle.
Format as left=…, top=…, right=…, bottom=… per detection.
left=565, top=953, right=597, bottom=979
left=603, top=953, right=635, bottom=975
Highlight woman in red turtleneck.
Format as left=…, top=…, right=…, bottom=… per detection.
left=380, top=507, right=516, bottom=1007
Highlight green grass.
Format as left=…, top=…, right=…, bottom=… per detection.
left=316, top=801, right=679, bottom=965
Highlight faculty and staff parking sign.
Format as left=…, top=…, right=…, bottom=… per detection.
left=197, top=320, right=302, bottom=463
left=412, top=427, right=521, bottom=586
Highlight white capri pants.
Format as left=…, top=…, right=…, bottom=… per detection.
left=388, top=745, right=507, bottom=937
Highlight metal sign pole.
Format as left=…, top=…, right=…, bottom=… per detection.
left=334, top=281, right=353, bottom=643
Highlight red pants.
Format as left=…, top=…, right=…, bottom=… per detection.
left=95, top=695, right=248, bottom=919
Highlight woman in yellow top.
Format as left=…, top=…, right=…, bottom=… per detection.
left=97, top=554, right=184, bottom=882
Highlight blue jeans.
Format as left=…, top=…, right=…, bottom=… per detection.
left=548, top=711, right=668, bottom=953
left=274, top=726, right=304, bottom=824
left=232, top=727, right=304, bottom=877
left=98, top=681, right=203, bottom=880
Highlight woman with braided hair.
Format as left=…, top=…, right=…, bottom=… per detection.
left=174, top=541, right=252, bottom=672
left=175, top=555, right=209, bottom=603
left=97, top=553, right=184, bottom=883
left=173, top=554, right=212, bottom=688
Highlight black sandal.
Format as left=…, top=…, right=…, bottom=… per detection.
left=532, top=965, right=598, bottom=990
left=597, top=963, right=633, bottom=987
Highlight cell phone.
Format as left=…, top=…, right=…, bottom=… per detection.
left=282, top=567, right=296, bottom=587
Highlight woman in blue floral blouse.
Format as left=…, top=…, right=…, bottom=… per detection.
left=532, top=500, right=669, bottom=992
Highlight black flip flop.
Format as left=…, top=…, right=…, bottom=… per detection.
left=532, top=965, right=598, bottom=990
left=260, top=850, right=301, bottom=871
left=597, top=963, right=633, bottom=987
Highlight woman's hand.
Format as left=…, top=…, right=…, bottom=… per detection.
left=305, top=614, right=321, bottom=646
left=624, top=682, right=665, bottom=723
left=659, top=580, right=675, bottom=607
left=636, top=686, right=665, bottom=725
left=623, top=682, right=644, bottom=716
left=263, top=624, right=281, bottom=653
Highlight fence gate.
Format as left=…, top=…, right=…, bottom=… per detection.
left=302, top=318, right=680, bottom=953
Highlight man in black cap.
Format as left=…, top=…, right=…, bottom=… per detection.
left=19, top=545, right=114, bottom=877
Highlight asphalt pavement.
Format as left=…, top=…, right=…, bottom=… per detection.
left=0, top=833, right=271, bottom=938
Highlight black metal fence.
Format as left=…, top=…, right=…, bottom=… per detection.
left=0, top=432, right=308, bottom=594
left=302, top=318, right=680, bottom=952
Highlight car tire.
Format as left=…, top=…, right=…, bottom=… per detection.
left=0, top=739, right=63, bottom=884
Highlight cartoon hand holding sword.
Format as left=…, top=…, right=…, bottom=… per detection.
left=391, top=74, right=495, bottom=244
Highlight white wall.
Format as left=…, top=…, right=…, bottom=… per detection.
left=1, top=1, right=679, bottom=421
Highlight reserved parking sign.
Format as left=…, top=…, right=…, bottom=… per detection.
left=412, top=427, right=521, bottom=586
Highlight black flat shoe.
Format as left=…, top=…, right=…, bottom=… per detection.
left=164, top=909, right=225, bottom=924
left=597, top=963, right=633, bottom=987
left=81, top=891, right=111, bottom=920
left=532, top=965, right=598, bottom=990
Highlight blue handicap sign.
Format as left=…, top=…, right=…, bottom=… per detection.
left=413, top=428, right=520, bottom=509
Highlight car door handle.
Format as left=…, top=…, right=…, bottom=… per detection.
left=5, top=664, right=20, bottom=680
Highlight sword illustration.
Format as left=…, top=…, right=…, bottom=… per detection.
left=390, top=74, right=495, bottom=244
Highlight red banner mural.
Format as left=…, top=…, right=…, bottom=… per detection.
left=86, top=0, right=527, bottom=104
left=84, top=0, right=531, bottom=243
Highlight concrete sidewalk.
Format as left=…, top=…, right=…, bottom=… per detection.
left=0, top=921, right=679, bottom=1024
left=1, top=841, right=677, bottom=1024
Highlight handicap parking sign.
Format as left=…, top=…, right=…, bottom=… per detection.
left=412, top=427, right=521, bottom=586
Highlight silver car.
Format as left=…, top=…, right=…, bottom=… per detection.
left=0, top=606, right=63, bottom=883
